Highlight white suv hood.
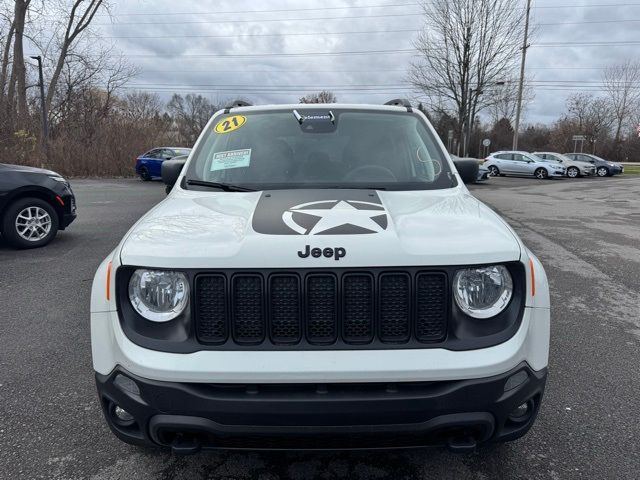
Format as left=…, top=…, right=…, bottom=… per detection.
left=119, top=187, right=522, bottom=269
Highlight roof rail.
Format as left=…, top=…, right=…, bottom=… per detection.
left=384, top=98, right=412, bottom=112
left=224, top=100, right=253, bottom=113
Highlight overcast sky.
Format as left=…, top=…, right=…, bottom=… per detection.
left=90, top=0, right=640, bottom=125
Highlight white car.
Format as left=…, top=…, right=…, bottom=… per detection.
left=532, top=152, right=595, bottom=178
left=90, top=101, right=550, bottom=453
left=484, top=151, right=565, bottom=179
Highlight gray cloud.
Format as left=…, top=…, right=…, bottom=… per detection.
left=95, top=0, right=639, bottom=123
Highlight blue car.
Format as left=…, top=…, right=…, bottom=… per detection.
left=135, top=147, right=191, bottom=181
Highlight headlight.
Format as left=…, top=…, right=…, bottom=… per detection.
left=453, top=265, right=513, bottom=319
left=128, top=269, right=189, bottom=322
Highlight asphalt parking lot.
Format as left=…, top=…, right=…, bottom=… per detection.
left=1, top=175, right=638, bottom=479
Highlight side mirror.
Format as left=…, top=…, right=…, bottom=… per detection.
left=161, top=158, right=187, bottom=193
left=452, top=158, right=480, bottom=184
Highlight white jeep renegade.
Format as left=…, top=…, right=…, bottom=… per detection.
left=91, top=100, right=550, bottom=453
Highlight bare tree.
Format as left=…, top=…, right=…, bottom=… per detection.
left=409, top=0, right=526, bottom=150
left=602, top=61, right=640, bottom=146
left=487, top=77, right=534, bottom=126
left=167, top=94, right=218, bottom=145
left=565, top=92, right=612, bottom=151
left=45, top=0, right=107, bottom=113
left=6, top=0, right=31, bottom=127
left=299, top=90, right=337, bottom=104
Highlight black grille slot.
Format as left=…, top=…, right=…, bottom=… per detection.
left=195, top=275, right=228, bottom=344
left=269, top=275, right=301, bottom=344
left=306, top=275, right=338, bottom=344
left=379, top=273, right=411, bottom=343
left=416, top=273, right=447, bottom=342
left=342, top=274, right=374, bottom=344
left=232, top=275, right=265, bottom=344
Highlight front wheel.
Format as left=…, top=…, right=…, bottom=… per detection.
left=1, top=197, right=59, bottom=249
left=488, top=166, right=500, bottom=177
left=567, top=167, right=580, bottom=178
left=534, top=168, right=549, bottom=180
left=596, top=167, right=609, bottom=177
left=139, top=166, right=151, bottom=181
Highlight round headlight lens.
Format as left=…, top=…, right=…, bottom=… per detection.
left=453, top=265, right=513, bottom=319
left=128, top=269, right=189, bottom=322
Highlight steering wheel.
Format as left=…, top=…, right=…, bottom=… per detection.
left=343, top=165, right=397, bottom=183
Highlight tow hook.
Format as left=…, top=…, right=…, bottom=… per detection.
left=171, top=434, right=202, bottom=455
left=446, top=435, right=477, bottom=454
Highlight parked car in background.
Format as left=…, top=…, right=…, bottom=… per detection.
left=484, top=151, right=566, bottom=179
left=0, top=163, right=76, bottom=249
left=564, top=153, right=624, bottom=177
left=533, top=152, right=595, bottom=178
left=135, top=147, right=192, bottom=181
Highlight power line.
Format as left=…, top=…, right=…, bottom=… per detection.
left=96, top=1, right=640, bottom=19
left=121, top=49, right=416, bottom=58
left=96, top=2, right=419, bottom=17
left=97, top=12, right=418, bottom=26
left=97, top=4, right=640, bottom=26
left=100, top=18, right=640, bottom=40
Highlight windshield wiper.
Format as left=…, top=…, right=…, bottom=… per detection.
left=185, top=179, right=255, bottom=192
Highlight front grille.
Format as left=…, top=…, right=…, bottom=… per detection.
left=195, top=269, right=448, bottom=349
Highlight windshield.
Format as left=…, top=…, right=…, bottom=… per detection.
left=184, top=109, right=456, bottom=191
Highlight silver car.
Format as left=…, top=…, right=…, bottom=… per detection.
left=484, top=151, right=566, bottom=179
left=533, top=152, right=595, bottom=178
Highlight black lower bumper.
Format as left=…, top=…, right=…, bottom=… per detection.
left=96, top=363, right=547, bottom=453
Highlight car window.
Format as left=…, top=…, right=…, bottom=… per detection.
left=185, top=109, right=457, bottom=191
left=146, top=150, right=161, bottom=159
left=496, top=153, right=512, bottom=160
left=513, top=154, right=526, bottom=162
left=174, top=148, right=192, bottom=156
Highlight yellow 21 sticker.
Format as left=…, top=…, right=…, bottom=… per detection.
left=214, top=115, right=246, bottom=134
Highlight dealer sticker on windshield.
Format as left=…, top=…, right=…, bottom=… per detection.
left=210, top=149, right=252, bottom=171
left=214, top=115, right=246, bottom=134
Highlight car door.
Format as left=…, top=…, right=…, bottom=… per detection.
left=511, top=153, right=533, bottom=175
left=138, top=149, right=159, bottom=175
left=494, top=153, right=515, bottom=173
left=150, top=149, right=173, bottom=177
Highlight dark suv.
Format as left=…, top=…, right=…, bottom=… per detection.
left=0, top=163, right=76, bottom=249
left=564, top=153, right=624, bottom=177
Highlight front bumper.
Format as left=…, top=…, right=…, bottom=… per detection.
left=58, top=189, right=77, bottom=229
left=96, top=363, right=547, bottom=452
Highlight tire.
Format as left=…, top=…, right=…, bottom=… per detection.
left=488, top=166, right=500, bottom=177
left=139, top=166, right=151, bottom=181
left=1, top=197, right=59, bottom=249
left=596, top=166, right=609, bottom=177
left=534, top=168, right=548, bottom=180
left=567, top=167, right=579, bottom=178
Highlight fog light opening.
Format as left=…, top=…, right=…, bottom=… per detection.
left=109, top=402, right=136, bottom=427
left=508, top=399, right=535, bottom=423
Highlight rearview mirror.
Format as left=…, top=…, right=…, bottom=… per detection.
left=162, top=158, right=187, bottom=194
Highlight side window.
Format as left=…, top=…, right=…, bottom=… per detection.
left=146, top=149, right=160, bottom=159
left=496, top=153, right=512, bottom=160
left=158, top=149, right=174, bottom=160
left=579, top=155, right=592, bottom=163
left=512, top=154, right=525, bottom=162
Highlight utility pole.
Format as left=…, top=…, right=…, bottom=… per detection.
left=512, top=0, right=532, bottom=151
left=30, top=55, right=49, bottom=161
